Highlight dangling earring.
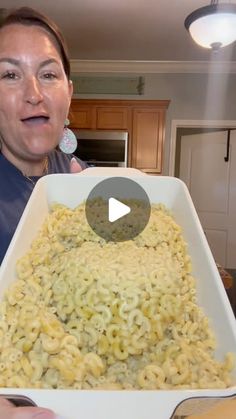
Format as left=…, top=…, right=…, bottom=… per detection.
left=59, top=118, right=78, bottom=154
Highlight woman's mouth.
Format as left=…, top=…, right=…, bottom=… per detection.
left=21, top=115, right=50, bottom=127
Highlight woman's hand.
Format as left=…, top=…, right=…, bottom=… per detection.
left=0, top=398, right=56, bottom=419
left=70, top=157, right=82, bottom=173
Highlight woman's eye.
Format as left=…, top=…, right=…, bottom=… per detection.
left=2, top=71, right=18, bottom=80
left=42, top=72, right=57, bottom=79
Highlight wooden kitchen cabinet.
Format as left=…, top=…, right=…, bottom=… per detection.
left=69, top=99, right=169, bottom=173
left=69, top=100, right=130, bottom=130
left=69, top=103, right=95, bottom=129
left=132, top=108, right=166, bottom=174
left=96, top=107, right=129, bottom=130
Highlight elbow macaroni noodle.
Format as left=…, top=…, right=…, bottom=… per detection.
left=0, top=202, right=234, bottom=389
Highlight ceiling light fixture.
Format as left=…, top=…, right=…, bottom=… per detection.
left=184, top=1, right=236, bottom=51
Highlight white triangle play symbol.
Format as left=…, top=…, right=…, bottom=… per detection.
left=108, top=197, right=131, bottom=223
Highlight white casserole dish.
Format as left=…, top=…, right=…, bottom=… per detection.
left=0, top=169, right=235, bottom=419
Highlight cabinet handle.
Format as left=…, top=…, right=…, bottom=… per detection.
left=224, top=129, right=231, bottom=162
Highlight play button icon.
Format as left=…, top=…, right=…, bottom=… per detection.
left=85, top=177, right=151, bottom=242
left=108, top=198, right=131, bottom=222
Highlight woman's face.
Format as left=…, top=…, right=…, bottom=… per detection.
left=0, top=23, right=73, bottom=162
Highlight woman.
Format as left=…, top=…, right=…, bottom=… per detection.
left=0, top=6, right=85, bottom=419
left=0, top=6, right=86, bottom=265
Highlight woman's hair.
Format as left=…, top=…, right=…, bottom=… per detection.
left=0, top=7, right=70, bottom=79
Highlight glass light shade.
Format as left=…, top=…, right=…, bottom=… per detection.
left=185, top=4, right=236, bottom=49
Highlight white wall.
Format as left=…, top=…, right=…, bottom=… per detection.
left=74, top=72, right=236, bottom=174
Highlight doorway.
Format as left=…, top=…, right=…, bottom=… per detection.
left=169, top=120, right=236, bottom=269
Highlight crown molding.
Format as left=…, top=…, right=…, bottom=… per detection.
left=70, top=60, right=236, bottom=74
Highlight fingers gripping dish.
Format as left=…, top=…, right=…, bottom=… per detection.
left=0, top=202, right=234, bottom=389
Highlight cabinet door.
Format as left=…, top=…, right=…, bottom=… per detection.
left=96, top=107, right=129, bottom=129
left=69, top=106, right=95, bottom=129
left=131, top=109, right=165, bottom=173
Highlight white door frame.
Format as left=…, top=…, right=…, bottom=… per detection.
left=169, top=119, right=236, bottom=176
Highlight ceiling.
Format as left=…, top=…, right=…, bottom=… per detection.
left=1, top=0, right=236, bottom=65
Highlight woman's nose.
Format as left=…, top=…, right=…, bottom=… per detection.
left=24, top=77, right=43, bottom=105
